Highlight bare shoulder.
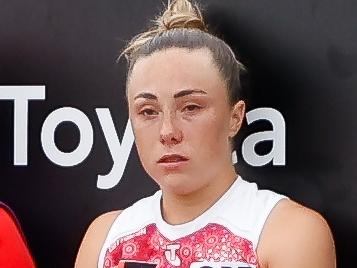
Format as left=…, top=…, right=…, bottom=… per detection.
left=75, top=210, right=121, bottom=268
left=257, top=198, right=336, bottom=268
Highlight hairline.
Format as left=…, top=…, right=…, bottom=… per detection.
left=125, top=46, right=229, bottom=100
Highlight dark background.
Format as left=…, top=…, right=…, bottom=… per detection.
left=0, top=0, right=356, bottom=267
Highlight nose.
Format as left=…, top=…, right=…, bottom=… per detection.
left=159, top=113, right=183, bottom=146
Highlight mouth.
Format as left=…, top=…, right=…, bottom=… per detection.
left=157, top=154, right=189, bottom=163
left=157, top=154, right=189, bottom=170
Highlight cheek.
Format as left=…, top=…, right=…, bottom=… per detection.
left=185, top=110, right=230, bottom=153
left=134, top=130, right=152, bottom=148
left=131, top=120, right=159, bottom=162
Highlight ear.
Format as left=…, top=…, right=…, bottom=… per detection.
left=228, top=100, right=245, bottom=138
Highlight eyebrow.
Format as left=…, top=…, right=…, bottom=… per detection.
left=133, top=89, right=207, bottom=100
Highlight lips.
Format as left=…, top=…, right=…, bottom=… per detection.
left=157, top=154, right=189, bottom=163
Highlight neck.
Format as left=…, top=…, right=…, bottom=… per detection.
left=161, top=166, right=238, bottom=225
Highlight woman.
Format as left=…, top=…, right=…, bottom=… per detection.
left=75, top=0, right=336, bottom=267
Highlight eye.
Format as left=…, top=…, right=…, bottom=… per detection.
left=138, top=108, right=158, bottom=117
left=182, top=104, right=202, bottom=113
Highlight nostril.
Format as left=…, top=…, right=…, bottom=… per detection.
left=160, top=130, right=183, bottom=145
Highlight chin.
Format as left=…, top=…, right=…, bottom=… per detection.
left=157, top=173, right=204, bottom=196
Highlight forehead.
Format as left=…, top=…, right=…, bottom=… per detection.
left=127, top=47, right=227, bottom=100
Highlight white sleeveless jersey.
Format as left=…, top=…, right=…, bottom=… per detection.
left=98, top=176, right=288, bottom=268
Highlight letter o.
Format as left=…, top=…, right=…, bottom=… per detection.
left=41, top=107, right=93, bottom=166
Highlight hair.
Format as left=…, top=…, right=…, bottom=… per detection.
left=119, top=0, right=246, bottom=107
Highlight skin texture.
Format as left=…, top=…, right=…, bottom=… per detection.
left=75, top=48, right=336, bottom=268
left=75, top=211, right=120, bottom=268
left=127, top=48, right=245, bottom=225
left=257, top=199, right=336, bottom=268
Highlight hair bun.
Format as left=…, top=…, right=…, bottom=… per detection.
left=119, top=0, right=208, bottom=61
left=156, top=0, right=207, bottom=32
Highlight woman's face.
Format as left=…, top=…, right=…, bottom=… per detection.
left=127, top=47, right=244, bottom=195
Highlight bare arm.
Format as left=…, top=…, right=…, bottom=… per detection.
left=258, top=200, right=336, bottom=268
left=75, top=210, right=121, bottom=268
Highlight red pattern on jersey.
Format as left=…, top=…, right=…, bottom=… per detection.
left=103, top=223, right=259, bottom=268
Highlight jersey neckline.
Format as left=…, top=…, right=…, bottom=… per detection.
left=153, top=175, right=244, bottom=241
